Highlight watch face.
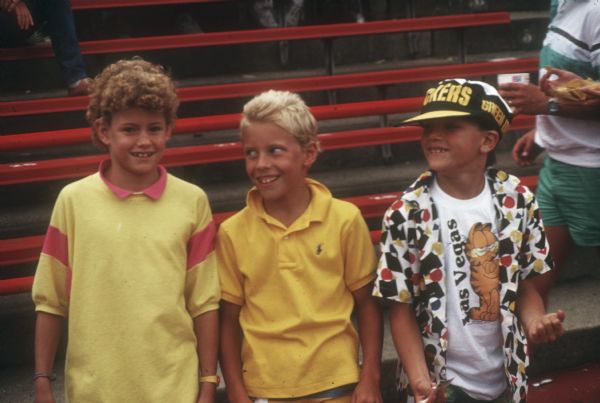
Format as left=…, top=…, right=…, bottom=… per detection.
left=548, top=99, right=560, bottom=115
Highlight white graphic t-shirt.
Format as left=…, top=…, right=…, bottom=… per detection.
left=430, top=178, right=506, bottom=400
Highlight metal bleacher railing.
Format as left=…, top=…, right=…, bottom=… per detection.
left=0, top=8, right=537, bottom=295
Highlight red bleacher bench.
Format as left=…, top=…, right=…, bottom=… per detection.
left=0, top=57, right=538, bottom=119
left=0, top=175, right=539, bottom=296
left=0, top=12, right=511, bottom=61
left=71, top=0, right=231, bottom=10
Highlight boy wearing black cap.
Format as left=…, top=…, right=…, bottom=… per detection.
left=373, top=79, right=564, bottom=403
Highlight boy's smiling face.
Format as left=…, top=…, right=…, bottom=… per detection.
left=241, top=120, right=317, bottom=208
left=420, top=117, right=498, bottom=178
left=96, top=108, right=171, bottom=191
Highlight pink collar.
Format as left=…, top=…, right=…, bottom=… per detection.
left=99, top=160, right=167, bottom=201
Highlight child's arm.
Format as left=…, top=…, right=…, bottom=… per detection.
left=517, top=276, right=565, bottom=345
left=34, top=312, right=63, bottom=403
left=351, top=284, right=383, bottom=403
left=194, top=309, right=219, bottom=403
left=219, top=301, right=252, bottom=403
left=389, top=303, right=433, bottom=402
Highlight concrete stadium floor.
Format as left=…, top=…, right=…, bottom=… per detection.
left=1, top=273, right=599, bottom=403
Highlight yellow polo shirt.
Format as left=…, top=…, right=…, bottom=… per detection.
left=217, top=179, right=376, bottom=398
left=32, top=167, right=220, bottom=403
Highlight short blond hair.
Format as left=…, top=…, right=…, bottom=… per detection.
left=240, top=90, right=319, bottom=150
left=86, top=58, right=179, bottom=149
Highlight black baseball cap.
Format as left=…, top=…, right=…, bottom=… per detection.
left=402, top=78, right=513, bottom=136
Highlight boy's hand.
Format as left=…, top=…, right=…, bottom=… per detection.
left=34, top=378, right=55, bottom=403
left=196, top=382, right=217, bottom=403
left=412, top=378, right=434, bottom=403
left=512, top=130, right=543, bottom=166
left=352, top=372, right=383, bottom=403
left=524, top=309, right=566, bottom=345
left=498, top=83, right=549, bottom=115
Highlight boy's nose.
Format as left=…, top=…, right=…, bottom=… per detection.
left=255, top=152, right=272, bottom=169
left=137, top=131, right=152, bottom=145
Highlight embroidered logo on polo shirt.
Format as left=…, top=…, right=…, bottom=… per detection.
left=316, top=243, right=323, bottom=255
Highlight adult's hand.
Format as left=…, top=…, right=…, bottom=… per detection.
left=498, top=83, right=549, bottom=115
left=14, top=1, right=34, bottom=30
left=512, top=129, right=543, bottom=166
left=540, top=67, right=582, bottom=96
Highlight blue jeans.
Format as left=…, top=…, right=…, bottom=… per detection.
left=1, top=0, right=87, bottom=86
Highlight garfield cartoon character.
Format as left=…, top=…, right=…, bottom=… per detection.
left=466, top=223, right=500, bottom=321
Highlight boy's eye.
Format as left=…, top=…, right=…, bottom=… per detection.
left=149, top=126, right=164, bottom=133
left=270, top=146, right=285, bottom=154
left=245, top=149, right=257, bottom=159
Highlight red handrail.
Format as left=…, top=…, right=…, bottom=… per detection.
left=0, top=57, right=538, bottom=117
left=71, top=0, right=230, bottom=10
left=0, top=13, right=510, bottom=61
left=0, top=175, right=539, bottom=295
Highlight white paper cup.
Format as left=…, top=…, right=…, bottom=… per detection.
left=497, top=73, right=530, bottom=85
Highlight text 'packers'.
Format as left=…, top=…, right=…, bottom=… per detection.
left=423, top=83, right=472, bottom=106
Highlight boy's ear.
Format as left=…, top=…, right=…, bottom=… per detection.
left=302, top=141, right=319, bottom=169
left=480, top=130, right=500, bottom=154
left=94, top=118, right=111, bottom=147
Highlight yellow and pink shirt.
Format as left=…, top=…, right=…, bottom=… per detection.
left=32, top=162, right=220, bottom=403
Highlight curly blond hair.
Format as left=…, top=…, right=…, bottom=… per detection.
left=240, top=90, right=320, bottom=150
left=86, top=58, right=179, bottom=149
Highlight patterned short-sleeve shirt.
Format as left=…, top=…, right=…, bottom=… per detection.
left=373, top=169, right=553, bottom=403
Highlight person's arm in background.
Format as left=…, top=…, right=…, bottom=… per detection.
left=499, top=72, right=600, bottom=121
left=3, top=0, right=34, bottom=30
left=511, top=129, right=545, bottom=167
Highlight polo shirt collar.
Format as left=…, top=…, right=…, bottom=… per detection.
left=99, top=160, right=167, bottom=201
left=246, top=178, right=332, bottom=228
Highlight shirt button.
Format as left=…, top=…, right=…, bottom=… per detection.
left=283, top=236, right=289, bottom=240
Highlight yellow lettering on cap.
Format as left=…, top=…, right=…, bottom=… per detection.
left=437, top=83, right=452, bottom=102
left=480, top=99, right=508, bottom=131
left=423, top=88, right=436, bottom=105
left=458, top=87, right=472, bottom=106
left=432, top=84, right=446, bottom=102
left=447, top=85, right=462, bottom=103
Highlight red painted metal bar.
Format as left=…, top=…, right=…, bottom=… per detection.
left=0, top=175, right=539, bottom=295
left=0, top=277, right=34, bottom=295
left=0, top=13, right=510, bottom=61
left=71, top=0, right=230, bottom=10
left=0, top=114, right=535, bottom=186
left=0, top=125, right=424, bottom=185
left=0, top=97, right=424, bottom=149
left=0, top=57, right=538, bottom=118
left=0, top=236, right=43, bottom=266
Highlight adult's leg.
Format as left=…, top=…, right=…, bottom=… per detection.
left=539, top=225, right=574, bottom=303
left=36, top=0, right=87, bottom=86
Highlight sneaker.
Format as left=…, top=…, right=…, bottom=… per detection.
left=284, top=0, right=304, bottom=27
left=68, top=77, right=92, bottom=97
left=253, top=0, right=279, bottom=28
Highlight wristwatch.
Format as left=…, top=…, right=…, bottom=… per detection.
left=547, top=98, right=560, bottom=115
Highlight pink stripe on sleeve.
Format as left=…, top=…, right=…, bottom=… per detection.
left=41, top=225, right=69, bottom=267
left=186, top=220, right=217, bottom=270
